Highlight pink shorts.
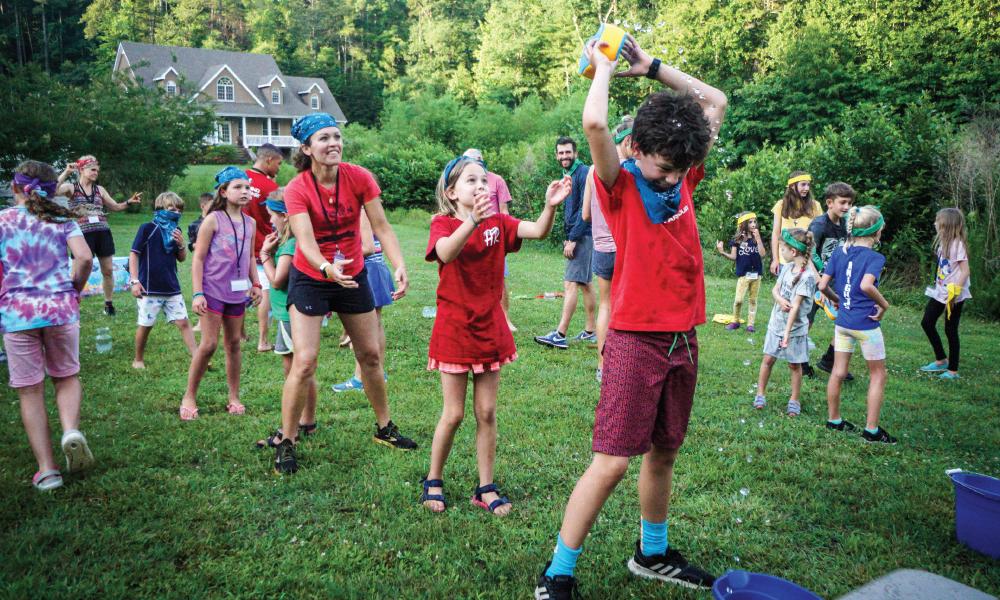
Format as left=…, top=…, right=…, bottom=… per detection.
left=427, top=352, right=518, bottom=374
left=592, top=329, right=698, bottom=456
left=4, top=323, right=81, bottom=388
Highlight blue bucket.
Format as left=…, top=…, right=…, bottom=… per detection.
left=949, top=470, right=1000, bottom=558
left=712, top=570, right=822, bottom=600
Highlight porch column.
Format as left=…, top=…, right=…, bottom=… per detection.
left=241, top=117, right=247, bottom=147
left=267, top=117, right=272, bottom=143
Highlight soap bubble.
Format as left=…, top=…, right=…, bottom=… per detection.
left=735, top=517, right=743, bottom=524
left=743, top=359, right=751, bottom=366
left=739, top=487, right=750, bottom=497
left=746, top=455, right=753, bottom=463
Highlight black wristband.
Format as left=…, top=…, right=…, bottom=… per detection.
left=645, top=58, right=662, bottom=80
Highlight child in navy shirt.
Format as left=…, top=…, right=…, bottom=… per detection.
left=818, top=205, right=896, bottom=444
left=716, top=211, right=766, bottom=332
left=129, top=192, right=198, bottom=369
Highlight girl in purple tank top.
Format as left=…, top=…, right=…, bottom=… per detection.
left=179, top=167, right=263, bottom=421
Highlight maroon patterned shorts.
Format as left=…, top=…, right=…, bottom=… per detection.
left=592, top=328, right=699, bottom=456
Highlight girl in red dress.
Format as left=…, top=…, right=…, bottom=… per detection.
left=421, top=156, right=571, bottom=516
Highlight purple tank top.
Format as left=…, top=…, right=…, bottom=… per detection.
left=203, top=211, right=253, bottom=303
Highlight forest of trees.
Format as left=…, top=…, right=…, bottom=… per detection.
left=1, top=0, right=998, bottom=314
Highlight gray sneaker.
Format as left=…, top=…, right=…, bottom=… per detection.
left=571, top=330, right=597, bottom=343
left=535, top=330, right=568, bottom=349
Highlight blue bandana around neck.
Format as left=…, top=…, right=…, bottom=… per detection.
left=292, top=112, right=338, bottom=144
left=622, top=159, right=683, bottom=224
left=153, top=210, right=181, bottom=252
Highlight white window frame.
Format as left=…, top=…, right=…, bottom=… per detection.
left=165, top=80, right=177, bottom=95
left=217, top=77, right=235, bottom=102
left=310, top=94, right=319, bottom=109
left=217, top=121, right=232, bottom=144
left=271, top=88, right=281, bottom=104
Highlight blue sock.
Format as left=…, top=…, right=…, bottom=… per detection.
left=640, top=519, right=668, bottom=556
left=545, top=534, right=582, bottom=578
left=865, top=426, right=879, bottom=434
left=828, top=418, right=843, bottom=425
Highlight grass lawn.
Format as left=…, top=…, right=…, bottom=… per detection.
left=2, top=207, right=998, bottom=599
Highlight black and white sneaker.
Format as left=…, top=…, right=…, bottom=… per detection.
left=274, top=438, right=298, bottom=474
left=861, top=427, right=897, bottom=444
left=826, top=419, right=857, bottom=432
left=626, top=540, right=715, bottom=590
left=534, top=562, right=581, bottom=600
left=373, top=420, right=417, bottom=450
left=103, top=301, right=116, bottom=316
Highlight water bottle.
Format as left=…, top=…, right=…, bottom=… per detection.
left=95, top=327, right=112, bottom=354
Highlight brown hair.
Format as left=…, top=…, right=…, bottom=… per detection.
left=14, top=160, right=80, bottom=223
left=733, top=211, right=756, bottom=243
left=823, top=182, right=856, bottom=203
left=614, top=116, right=635, bottom=160
left=209, top=183, right=235, bottom=213
left=292, top=147, right=312, bottom=172
left=780, top=170, right=816, bottom=219
left=435, top=157, right=483, bottom=217
left=934, top=207, right=968, bottom=262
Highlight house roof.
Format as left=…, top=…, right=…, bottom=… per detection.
left=116, top=41, right=347, bottom=122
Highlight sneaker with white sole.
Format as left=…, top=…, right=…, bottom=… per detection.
left=534, top=561, right=581, bottom=600
left=626, top=540, right=715, bottom=590
left=60, top=430, right=94, bottom=473
left=535, top=330, right=568, bottom=349
left=332, top=376, right=364, bottom=393
left=571, top=330, right=597, bottom=343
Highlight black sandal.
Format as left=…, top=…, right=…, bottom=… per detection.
left=420, top=478, right=447, bottom=512
left=300, top=422, right=318, bottom=436
left=471, top=483, right=511, bottom=514
left=255, top=429, right=296, bottom=449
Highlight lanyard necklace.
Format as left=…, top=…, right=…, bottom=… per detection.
left=311, top=169, right=341, bottom=254
left=221, top=210, right=246, bottom=278
left=77, top=180, right=98, bottom=207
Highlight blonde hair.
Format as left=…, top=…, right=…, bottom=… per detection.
left=435, top=157, right=483, bottom=217
left=934, top=207, right=968, bottom=262
left=614, top=116, right=635, bottom=160
left=846, top=205, right=885, bottom=247
left=781, top=227, right=815, bottom=286
left=154, top=191, right=184, bottom=211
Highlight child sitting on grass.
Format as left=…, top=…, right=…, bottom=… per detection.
left=129, top=191, right=198, bottom=369
left=753, top=228, right=816, bottom=416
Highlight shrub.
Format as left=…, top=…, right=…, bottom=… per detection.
left=196, top=145, right=246, bottom=165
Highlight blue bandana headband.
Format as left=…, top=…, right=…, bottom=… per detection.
left=153, top=209, right=181, bottom=252
left=215, top=166, right=247, bottom=189
left=441, top=156, right=485, bottom=186
left=292, top=112, right=338, bottom=144
left=621, top=159, right=683, bottom=224
left=265, top=199, right=287, bottom=214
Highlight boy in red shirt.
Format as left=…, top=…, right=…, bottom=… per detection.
left=244, top=144, right=282, bottom=351
left=534, top=34, right=727, bottom=599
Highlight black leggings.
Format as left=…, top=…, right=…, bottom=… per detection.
left=921, top=298, right=964, bottom=371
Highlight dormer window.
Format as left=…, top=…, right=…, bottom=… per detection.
left=165, top=81, right=177, bottom=95
left=271, top=89, right=281, bottom=104
left=310, top=95, right=319, bottom=109
left=217, top=77, right=234, bottom=102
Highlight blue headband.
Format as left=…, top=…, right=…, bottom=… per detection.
left=265, top=199, right=287, bottom=214
left=442, top=156, right=485, bottom=185
left=292, top=112, right=338, bottom=144
left=214, top=166, right=247, bottom=189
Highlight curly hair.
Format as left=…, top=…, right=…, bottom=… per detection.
left=631, top=91, right=710, bottom=170
left=14, top=160, right=81, bottom=223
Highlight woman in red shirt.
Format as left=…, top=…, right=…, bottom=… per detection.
left=270, top=113, right=414, bottom=474
left=420, top=156, right=570, bottom=516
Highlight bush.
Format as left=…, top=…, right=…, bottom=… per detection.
left=196, top=145, right=246, bottom=165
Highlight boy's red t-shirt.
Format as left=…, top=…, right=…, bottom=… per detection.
left=425, top=213, right=522, bottom=364
left=243, top=168, right=278, bottom=256
left=595, top=165, right=706, bottom=332
left=284, top=163, right=380, bottom=280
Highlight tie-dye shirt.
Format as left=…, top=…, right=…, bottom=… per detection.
left=0, top=206, right=83, bottom=333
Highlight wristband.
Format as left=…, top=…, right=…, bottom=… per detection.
left=192, top=292, right=205, bottom=299
left=319, top=262, right=333, bottom=279
left=645, top=58, right=662, bottom=80
left=129, top=279, right=141, bottom=287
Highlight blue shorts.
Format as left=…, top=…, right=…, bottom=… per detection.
left=365, top=256, right=395, bottom=309
left=592, top=250, right=615, bottom=280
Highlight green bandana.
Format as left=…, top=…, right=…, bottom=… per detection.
left=613, top=128, right=633, bottom=145
left=852, top=216, right=884, bottom=238
left=781, top=228, right=808, bottom=252
left=563, top=159, right=584, bottom=177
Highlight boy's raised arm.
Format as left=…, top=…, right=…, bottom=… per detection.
left=582, top=41, right=623, bottom=189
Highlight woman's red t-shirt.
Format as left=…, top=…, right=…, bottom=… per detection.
left=284, top=163, right=380, bottom=280
left=426, top=213, right=522, bottom=364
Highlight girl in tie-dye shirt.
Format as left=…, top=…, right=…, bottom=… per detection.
left=1, top=160, right=96, bottom=491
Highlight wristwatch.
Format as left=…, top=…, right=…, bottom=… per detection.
left=645, top=58, right=662, bottom=79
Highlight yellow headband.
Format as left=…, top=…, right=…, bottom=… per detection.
left=787, top=174, right=812, bottom=186
left=737, top=213, right=757, bottom=226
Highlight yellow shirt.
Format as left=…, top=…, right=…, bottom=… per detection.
left=771, top=199, right=823, bottom=264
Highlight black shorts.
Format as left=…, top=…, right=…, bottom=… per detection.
left=287, top=265, right=374, bottom=316
left=84, top=229, right=116, bottom=258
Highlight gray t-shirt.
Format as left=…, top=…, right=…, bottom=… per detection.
left=768, top=263, right=817, bottom=337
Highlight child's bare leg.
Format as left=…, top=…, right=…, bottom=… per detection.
left=52, top=375, right=82, bottom=433
left=789, top=363, right=802, bottom=402
left=558, top=453, right=629, bottom=548
left=182, top=312, right=222, bottom=410
left=257, top=291, right=271, bottom=350
left=864, top=359, right=887, bottom=430
left=556, top=280, right=579, bottom=335
left=424, top=371, right=468, bottom=512
left=221, top=315, right=244, bottom=408
left=826, top=351, right=852, bottom=421
left=581, top=283, right=596, bottom=332
left=757, top=354, right=776, bottom=396
left=638, top=445, right=678, bottom=523
left=596, top=276, right=612, bottom=369
left=472, top=370, right=509, bottom=515
left=18, top=383, right=58, bottom=472
left=174, top=318, right=197, bottom=355
left=133, top=325, right=152, bottom=368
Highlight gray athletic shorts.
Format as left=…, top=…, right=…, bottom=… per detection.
left=763, top=331, right=809, bottom=364
left=564, top=235, right=594, bottom=284
left=274, top=320, right=294, bottom=355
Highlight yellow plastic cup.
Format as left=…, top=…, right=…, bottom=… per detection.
left=578, top=23, right=627, bottom=79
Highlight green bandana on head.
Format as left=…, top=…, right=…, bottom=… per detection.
left=563, top=159, right=584, bottom=177
left=781, top=228, right=808, bottom=253
left=852, top=216, right=885, bottom=238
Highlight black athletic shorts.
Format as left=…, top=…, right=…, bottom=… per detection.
left=287, top=265, right=375, bottom=316
left=84, top=229, right=116, bottom=259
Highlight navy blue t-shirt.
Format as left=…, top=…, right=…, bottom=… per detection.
left=824, top=245, right=886, bottom=331
left=563, top=163, right=592, bottom=241
left=729, top=237, right=763, bottom=277
left=131, top=222, right=182, bottom=296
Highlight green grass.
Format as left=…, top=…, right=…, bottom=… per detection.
left=2, top=208, right=999, bottom=599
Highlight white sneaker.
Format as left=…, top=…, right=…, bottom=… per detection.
left=61, top=430, right=94, bottom=473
